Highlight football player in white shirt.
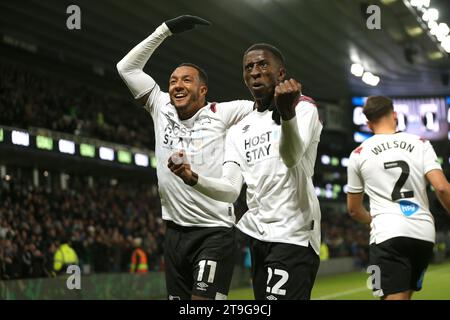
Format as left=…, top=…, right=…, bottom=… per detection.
left=347, top=96, right=450, bottom=300
left=169, top=44, right=323, bottom=300
left=116, top=16, right=253, bottom=300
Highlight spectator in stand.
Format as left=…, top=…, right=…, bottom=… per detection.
left=53, top=237, right=79, bottom=274
left=130, top=238, right=148, bottom=274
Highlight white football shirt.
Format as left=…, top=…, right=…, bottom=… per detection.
left=347, top=132, right=442, bottom=244
left=224, top=98, right=323, bottom=254
left=145, top=83, right=253, bottom=227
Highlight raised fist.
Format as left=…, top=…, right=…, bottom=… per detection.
left=274, top=79, right=302, bottom=121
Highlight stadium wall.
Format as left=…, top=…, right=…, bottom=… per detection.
left=0, top=266, right=252, bottom=300
left=317, top=257, right=358, bottom=276
left=0, top=259, right=359, bottom=300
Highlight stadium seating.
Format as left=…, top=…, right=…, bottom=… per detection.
left=0, top=171, right=164, bottom=280
left=0, top=62, right=155, bottom=149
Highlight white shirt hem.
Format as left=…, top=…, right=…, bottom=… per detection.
left=236, top=224, right=313, bottom=248
left=163, top=218, right=234, bottom=228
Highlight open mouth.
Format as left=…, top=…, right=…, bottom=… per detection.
left=252, top=83, right=264, bottom=90
left=173, top=92, right=188, bottom=100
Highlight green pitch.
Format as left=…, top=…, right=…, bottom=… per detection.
left=228, top=261, right=450, bottom=300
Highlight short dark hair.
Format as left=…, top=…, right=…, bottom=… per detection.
left=244, top=43, right=285, bottom=67
left=177, top=62, right=208, bottom=86
left=363, top=96, right=394, bottom=122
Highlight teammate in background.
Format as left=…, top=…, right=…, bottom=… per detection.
left=169, top=43, right=322, bottom=300
left=116, top=16, right=253, bottom=300
left=346, top=96, right=450, bottom=300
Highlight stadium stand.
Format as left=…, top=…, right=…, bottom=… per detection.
left=0, top=170, right=165, bottom=280
left=0, top=62, right=155, bottom=149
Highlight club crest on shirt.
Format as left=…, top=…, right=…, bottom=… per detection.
left=199, top=116, right=212, bottom=126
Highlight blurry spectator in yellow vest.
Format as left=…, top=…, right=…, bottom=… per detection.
left=320, top=242, right=329, bottom=261
left=53, top=239, right=79, bottom=274
left=130, top=237, right=148, bottom=274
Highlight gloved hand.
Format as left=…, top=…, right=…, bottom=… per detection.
left=165, top=15, right=211, bottom=34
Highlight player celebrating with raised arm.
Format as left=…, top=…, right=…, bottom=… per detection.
left=169, top=44, right=323, bottom=300
left=346, top=96, right=450, bottom=300
left=116, top=16, right=253, bottom=300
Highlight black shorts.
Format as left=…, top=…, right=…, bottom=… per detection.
left=369, top=236, right=434, bottom=297
left=164, top=221, right=237, bottom=300
left=250, top=237, right=320, bottom=300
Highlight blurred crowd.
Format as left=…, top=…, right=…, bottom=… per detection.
left=0, top=62, right=154, bottom=149
left=0, top=178, right=164, bottom=280
left=2, top=171, right=448, bottom=280
left=321, top=210, right=370, bottom=268
left=0, top=174, right=378, bottom=280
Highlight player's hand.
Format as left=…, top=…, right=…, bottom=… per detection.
left=274, top=79, right=301, bottom=121
left=165, top=15, right=211, bottom=34
left=167, top=150, right=198, bottom=186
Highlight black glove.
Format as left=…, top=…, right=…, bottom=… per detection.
left=165, top=15, right=211, bottom=34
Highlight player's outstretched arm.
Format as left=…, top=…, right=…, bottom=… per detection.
left=116, top=15, right=210, bottom=105
left=276, top=79, right=304, bottom=168
left=426, top=169, right=450, bottom=214
left=347, top=192, right=372, bottom=224
left=168, top=151, right=243, bottom=203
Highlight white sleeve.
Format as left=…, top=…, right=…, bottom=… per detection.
left=280, top=116, right=303, bottom=168
left=279, top=100, right=320, bottom=168
left=347, top=152, right=364, bottom=193
left=193, top=162, right=243, bottom=203
left=116, top=23, right=172, bottom=115
left=218, top=100, right=254, bottom=129
left=223, top=127, right=242, bottom=166
left=423, top=140, right=442, bottom=174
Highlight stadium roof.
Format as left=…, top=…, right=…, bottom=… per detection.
left=1, top=0, right=450, bottom=101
